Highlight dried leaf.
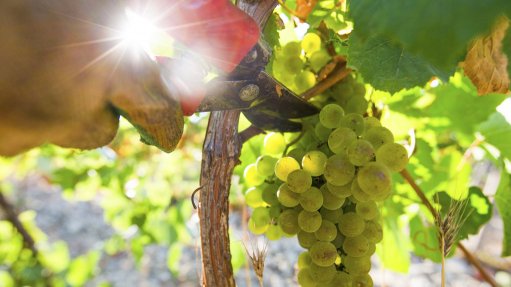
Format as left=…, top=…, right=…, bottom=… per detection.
left=462, top=17, right=510, bottom=95
left=295, top=0, right=318, bottom=20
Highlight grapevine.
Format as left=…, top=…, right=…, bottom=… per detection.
left=243, top=31, right=409, bottom=286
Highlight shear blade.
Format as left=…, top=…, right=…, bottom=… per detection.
left=252, top=71, right=319, bottom=119
left=242, top=109, right=302, bottom=132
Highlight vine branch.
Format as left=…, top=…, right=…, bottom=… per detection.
left=399, top=169, right=498, bottom=287
left=301, top=61, right=351, bottom=101
left=0, top=190, right=38, bottom=256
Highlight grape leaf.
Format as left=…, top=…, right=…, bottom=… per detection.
left=347, top=32, right=449, bottom=93
left=426, top=77, right=508, bottom=136
left=378, top=200, right=411, bottom=272
left=409, top=216, right=442, bottom=263
left=307, top=0, right=347, bottom=31
left=496, top=169, right=511, bottom=256
left=462, top=17, right=510, bottom=95
left=435, top=187, right=492, bottom=240
left=350, top=0, right=511, bottom=73
left=478, top=111, right=511, bottom=160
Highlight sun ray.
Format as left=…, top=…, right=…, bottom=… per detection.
left=52, top=36, right=123, bottom=49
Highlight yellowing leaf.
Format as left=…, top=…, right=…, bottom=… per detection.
left=462, top=17, right=510, bottom=95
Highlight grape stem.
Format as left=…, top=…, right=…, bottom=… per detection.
left=301, top=61, right=351, bottom=101
left=399, top=169, right=498, bottom=287
left=239, top=125, right=266, bottom=144
left=0, top=189, right=54, bottom=286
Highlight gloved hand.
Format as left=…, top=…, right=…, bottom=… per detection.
left=0, top=0, right=184, bottom=157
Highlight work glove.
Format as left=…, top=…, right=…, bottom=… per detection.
left=0, top=0, right=184, bottom=157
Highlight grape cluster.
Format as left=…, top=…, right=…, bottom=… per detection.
left=244, top=46, right=408, bottom=286
left=271, top=32, right=331, bottom=94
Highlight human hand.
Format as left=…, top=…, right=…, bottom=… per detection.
left=0, top=0, right=184, bottom=156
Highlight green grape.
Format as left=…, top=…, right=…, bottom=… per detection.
left=324, top=272, right=353, bottom=287
left=346, top=139, right=375, bottom=166
left=355, top=201, right=379, bottom=220
left=256, top=155, right=278, bottom=177
left=309, top=241, right=337, bottom=267
left=297, top=268, right=317, bottom=287
left=314, top=123, right=331, bottom=141
left=295, top=70, right=317, bottom=92
left=298, top=230, right=318, bottom=248
left=357, top=162, right=392, bottom=199
left=287, top=147, right=307, bottom=162
left=324, top=154, right=355, bottom=186
left=320, top=207, right=343, bottom=224
left=277, top=183, right=300, bottom=207
left=251, top=207, right=270, bottom=226
left=263, top=132, right=286, bottom=155
left=375, top=143, right=409, bottom=172
left=309, top=263, right=336, bottom=282
left=343, top=255, right=371, bottom=275
left=319, top=104, right=345, bottom=129
left=302, top=33, right=322, bottom=54
left=245, top=187, right=266, bottom=208
left=345, top=96, right=368, bottom=115
left=363, top=221, right=383, bottom=244
left=338, top=212, right=365, bottom=237
left=262, top=184, right=279, bottom=206
left=363, top=126, right=394, bottom=149
left=310, top=50, right=331, bottom=72
left=298, top=210, right=322, bottom=233
left=283, top=41, right=302, bottom=56
left=326, top=182, right=352, bottom=198
left=340, top=113, right=365, bottom=136
left=275, top=156, right=300, bottom=181
left=266, top=224, right=283, bottom=240
left=269, top=204, right=281, bottom=219
left=314, top=220, right=337, bottom=242
left=302, top=150, right=328, bottom=176
left=287, top=169, right=312, bottom=193
left=244, top=163, right=265, bottom=186
left=366, top=243, right=376, bottom=256
left=284, top=55, right=304, bottom=74
left=353, top=83, right=366, bottom=96
left=342, top=235, right=369, bottom=257
left=320, top=185, right=346, bottom=210
left=331, top=232, right=345, bottom=248
left=352, top=274, right=374, bottom=287
left=351, top=180, right=371, bottom=203
left=299, top=186, right=323, bottom=211
left=298, top=251, right=313, bottom=269
left=248, top=217, right=268, bottom=234
left=363, top=117, right=381, bottom=130
left=328, top=127, right=357, bottom=154
left=278, top=209, right=300, bottom=235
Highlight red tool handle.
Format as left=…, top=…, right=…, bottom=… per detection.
left=165, top=0, right=260, bottom=73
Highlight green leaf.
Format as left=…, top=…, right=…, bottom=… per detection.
left=347, top=32, right=447, bottom=93
left=427, top=77, right=507, bottom=136
left=409, top=215, right=442, bottom=263
left=40, top=241, right=70, bottom=273
left=377, top=200, right=410, bottom=272
left=263, top=13, right=281, bottom=49
left=496, top=169, right=511, bottom=256
left=350, top=0, right=511, bottom=72
left=308, top=1, right=348, bottom=31
left=66, top=251, right=100, bottom=286
left=436, top=187, right=493, bottom=240
left=166, top=243, right=183, bottom=276
left=478, top=111, right=511, bottom=160
left=0, top=270, right=14, bottom=287
left=230, top=239, right=247, bottom=273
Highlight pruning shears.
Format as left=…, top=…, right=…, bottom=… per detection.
left=158, top=0, right=319, bottom=132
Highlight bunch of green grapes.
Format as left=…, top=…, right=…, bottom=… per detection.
left=244, top=40, right=408, bottom=286
left=271, top=32, right=331, bottom=94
